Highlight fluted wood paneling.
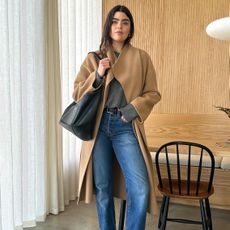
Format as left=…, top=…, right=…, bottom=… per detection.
left=103, top=0, right=230, bottom=114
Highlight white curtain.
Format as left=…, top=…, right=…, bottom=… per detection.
left=58, top=0, right=102, bottom=205
left=0, top=0, right=47, bottom=229
left=0, top=0, right=102, bottom=229
left=0, top=0, right=64, bottom=229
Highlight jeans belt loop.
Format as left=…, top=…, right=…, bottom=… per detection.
left=105, top=107, right=120, bottom=114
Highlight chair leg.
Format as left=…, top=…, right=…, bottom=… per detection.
left=200, top=199, right=208, bottom=230
left=158, top=196, right=166, bottom=228
left=118, top=199, right=126, bottom=230
left=160, top=196, right=170, bottom=230
left=205, top=198, right=213, bottom=230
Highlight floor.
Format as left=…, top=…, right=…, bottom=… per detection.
left=28, top=198, right=229, bottom=230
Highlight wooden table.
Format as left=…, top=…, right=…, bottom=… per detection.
left=144, top=113, right=230, bottom=157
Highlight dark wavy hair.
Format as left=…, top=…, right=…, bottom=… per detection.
left=99, top=5, right=134, bottom=57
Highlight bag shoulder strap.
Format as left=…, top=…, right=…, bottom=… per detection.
left=88, top=51, right=108, bottom=76
left=88, top=51, right=102, bottom=63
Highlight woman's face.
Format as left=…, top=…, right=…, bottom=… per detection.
left=110, top=12, right=131, bottom=46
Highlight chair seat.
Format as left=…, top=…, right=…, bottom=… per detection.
left=158, top=179, right=214, bottom=199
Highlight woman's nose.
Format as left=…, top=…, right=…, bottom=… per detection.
left=116, top=22, right=122, bottom=29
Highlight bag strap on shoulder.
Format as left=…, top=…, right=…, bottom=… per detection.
left=88, top=51, right=108, bottom=76
left=88, top=51, right=102, bottom=62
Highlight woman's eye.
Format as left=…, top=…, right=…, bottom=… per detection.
left=112, top=21, right=117, bottom=24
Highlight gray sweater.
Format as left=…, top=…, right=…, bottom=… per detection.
left=93, top=72, right=138, bottom=122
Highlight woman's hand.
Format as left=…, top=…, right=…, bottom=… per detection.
left=97, top=58, right=110, bottom=76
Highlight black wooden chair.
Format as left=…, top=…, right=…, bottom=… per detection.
left=155, top=141, right=215, bottom=230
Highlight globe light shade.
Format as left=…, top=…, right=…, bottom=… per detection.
left=206, top=17, right=230, bottom=40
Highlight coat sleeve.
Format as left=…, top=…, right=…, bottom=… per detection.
left=130, top=52, right=161, bottom=123
left=72, top=54, right=101, bottom=102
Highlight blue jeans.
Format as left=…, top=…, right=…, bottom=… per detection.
left=92, top=111, right=150, bottom=230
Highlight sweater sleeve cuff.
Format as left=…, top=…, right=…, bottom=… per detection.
left=120, top=104, right=139, bottom=122
left=93, top=71, right=104, bottom=88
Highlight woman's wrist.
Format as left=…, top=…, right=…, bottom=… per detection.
left=96, top=70, right=104, bottom=78
left=97, top=68, right=105, bottom=77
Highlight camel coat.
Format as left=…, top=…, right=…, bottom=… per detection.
left=72, top=44, right=161, bottom=215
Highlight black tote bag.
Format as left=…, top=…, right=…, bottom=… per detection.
left=59, top=52, right=103, bottom=140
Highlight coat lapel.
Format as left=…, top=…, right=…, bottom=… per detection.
left=105, top=43, right=131, bottom=88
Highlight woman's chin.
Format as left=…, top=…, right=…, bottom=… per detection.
left=112, top=38, right=126, bottom=44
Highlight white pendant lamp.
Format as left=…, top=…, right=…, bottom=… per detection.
left=206, top=17, right=230, bottom=40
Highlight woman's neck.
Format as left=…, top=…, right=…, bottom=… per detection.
left=112, top=42, right=124, bottom=53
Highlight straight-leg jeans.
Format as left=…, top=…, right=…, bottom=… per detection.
left=92, top=111, right=150, bottom=230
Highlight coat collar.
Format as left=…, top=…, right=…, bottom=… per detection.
left=104, top=43, right=132, bottom=87
left=106, top=43, right=131, bottom=67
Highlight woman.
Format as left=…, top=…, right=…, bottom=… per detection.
left=72, top=5, right=161, bottom=230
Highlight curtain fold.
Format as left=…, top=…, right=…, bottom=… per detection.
left=58, top=0, right=102, bottom=205
left=46, top=0, right=64, bottom=215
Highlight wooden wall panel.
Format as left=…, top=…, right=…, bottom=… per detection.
left=102, top=0, right=230, bottom=114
